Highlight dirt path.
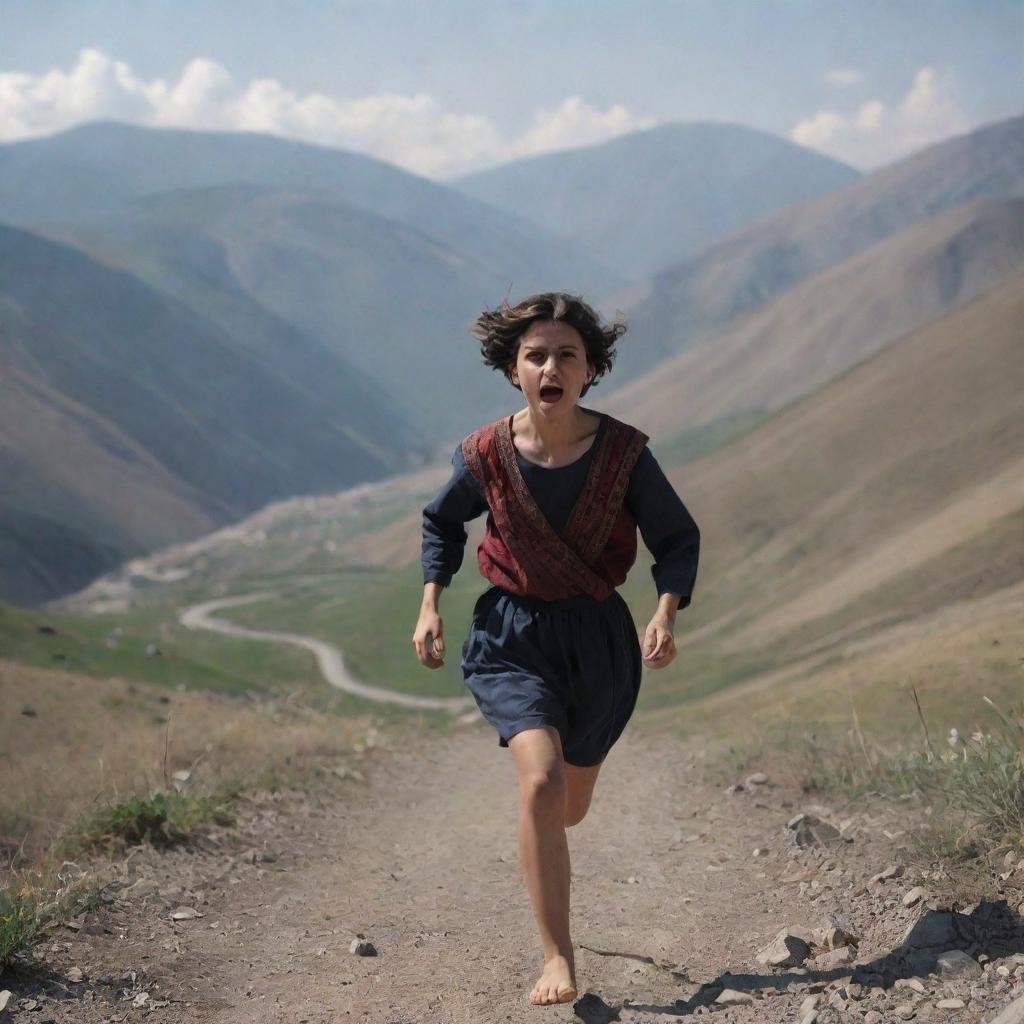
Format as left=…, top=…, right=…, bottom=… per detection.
left=8, top=723, right=1022, bottom=1023
left=179, top=592, right=472, bottom=712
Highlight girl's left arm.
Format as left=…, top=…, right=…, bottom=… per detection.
left=625, top=447, right=701, bottom=670
left=642, top=590, right=681, bottom=668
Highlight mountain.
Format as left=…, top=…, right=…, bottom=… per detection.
left=43, top=183, right=543, bottom=439
left=615, top=113, right=1024, bottom=381
left=0, top=224, right=414, bottom=604
left=638, top=266, right=1024, bottom=714
left=6, top=116, right=1021, bottom=608
left=0, top=121, right=622, bottom=298
left=453, top=122, right=861, bottom=280
left=604, top=197, right=1024, bottom=446
left=0, top=121, right=630, bottom=603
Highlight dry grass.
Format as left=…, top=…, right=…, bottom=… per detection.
left=0, top=658, right=377, bottom=864
left=0, top=655, right=389, bottom=972
left=643, top=576, right=1024, bottom=748
left=710, top=679, right=1024, bottom=876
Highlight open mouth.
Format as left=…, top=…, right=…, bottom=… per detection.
left=539, top=385, right=564, bottom=403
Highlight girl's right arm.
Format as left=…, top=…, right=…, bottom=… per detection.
left=413, top=582, right=445, bottom=668
left=412, top=445, right=487, bottom=669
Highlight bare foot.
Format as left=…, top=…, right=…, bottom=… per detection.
left=528, top=954, right=577, bottom=1006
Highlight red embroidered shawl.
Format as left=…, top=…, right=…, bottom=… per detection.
left=460, top=414, right=649, bottom=601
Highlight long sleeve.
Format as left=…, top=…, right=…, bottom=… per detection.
left=625, top=447, right=700, bottom=607
left=421, top=444, right=489, bottom=587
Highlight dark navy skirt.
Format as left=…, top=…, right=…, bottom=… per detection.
left=460, top=585, right=643, bottom=767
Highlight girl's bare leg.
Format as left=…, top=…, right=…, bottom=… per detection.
left=564, top=759, right=602, bottom=828
left=507, top=727, right=603, bottom=1005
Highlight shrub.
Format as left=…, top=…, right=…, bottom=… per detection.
left=0, top=886, right=40, bottom=971
left=63, top=790, right=235, bottom=854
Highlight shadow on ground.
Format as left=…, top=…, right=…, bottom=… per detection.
left=574, top=901, right=1024, bottom=1021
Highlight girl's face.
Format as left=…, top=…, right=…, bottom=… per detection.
left=509, top=320, right=595, bottom=417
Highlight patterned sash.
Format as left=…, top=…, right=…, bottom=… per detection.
left=461, top=412, right=648, bottom=600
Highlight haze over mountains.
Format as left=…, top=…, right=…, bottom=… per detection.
left=0, top=120, right=619, bottom=297
left=1, top=113, right=1021, bottom=605
left=605, top=196, right=1024, bottom=443
left=613, top=113, right=1024, bottom=380
left=455, top=122, right=861, bottom=280
left=0, top=122, right=626, bottom=436
left=42, top=184, right=539, bottom=435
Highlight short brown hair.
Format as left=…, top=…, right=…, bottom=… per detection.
left=470, top=292, right=626, bottom=396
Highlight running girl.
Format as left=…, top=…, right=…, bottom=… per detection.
left=411, top=292, right=700, bottom=1006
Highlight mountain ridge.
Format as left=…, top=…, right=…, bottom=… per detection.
left=605, top=195, right=1024, bottom=443
left=614, top=112, right=1024, bottom=380
left=454, top=120, right=861, bottom=280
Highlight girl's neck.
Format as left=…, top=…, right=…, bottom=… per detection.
left=513, top=405, right=595, bottom=454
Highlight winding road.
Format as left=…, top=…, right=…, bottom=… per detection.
left=179, top=591, right=472, bottom=712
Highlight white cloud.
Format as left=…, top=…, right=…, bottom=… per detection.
left=825, top=68, right=863, bottom=86
left=791, top=67, right=968, bottom=169
left=788, top=110, right=846, bottom=150
left=855, top=100, right=885, bottom=132
left=0, top=49, right=653, bottom=177
left=507, top=97, right=657, bottom=161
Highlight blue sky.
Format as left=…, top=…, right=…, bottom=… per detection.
left=2, top=0, right=1021, bottom=176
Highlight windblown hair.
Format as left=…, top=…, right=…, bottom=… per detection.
left=470, top=292, right=626, bottom=395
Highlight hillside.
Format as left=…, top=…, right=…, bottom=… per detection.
left=45, top=184, right=542, bottom=438
left=454, top=121, right=860, bottom=281
left=632, top=267, right=1024, bottom=732
left=615, top=113, right=1024, bottom=380
left=604, top=197, right=1024, bottom=445
left=0, top=366, right=220, bottom=605
left=0, top=225, right=414, bottom=604
left=9, top=117, right=1021, bottom=641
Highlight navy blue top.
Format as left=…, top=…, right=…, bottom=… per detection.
left=421, top=412, right=701, bottom=607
